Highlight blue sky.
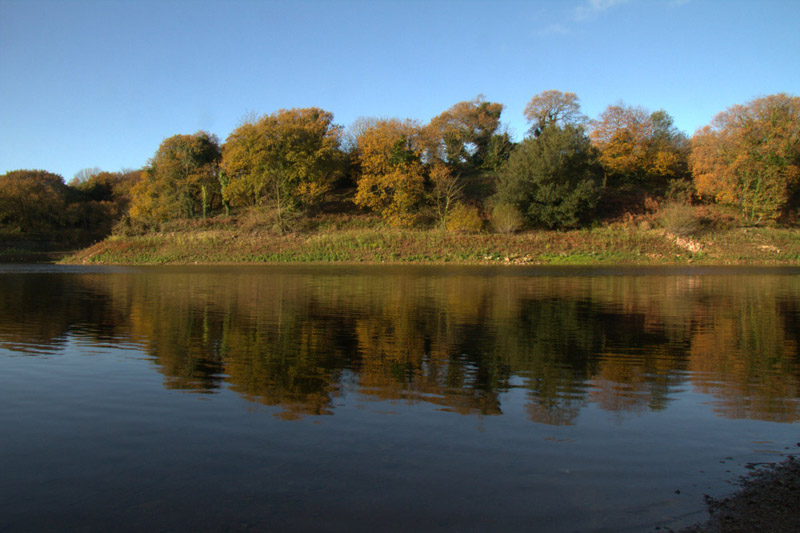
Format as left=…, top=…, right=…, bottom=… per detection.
left=1, top=0, right=798, bottom=181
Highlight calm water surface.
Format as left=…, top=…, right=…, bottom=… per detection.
left=1, top=264, right=799, bottom=531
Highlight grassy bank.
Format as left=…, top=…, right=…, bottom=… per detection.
left=60, top=212, right=800, bottom=266
left=0, top=232, right=85, bottom=263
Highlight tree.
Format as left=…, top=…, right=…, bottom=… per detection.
left=590, top=103, right=688, bottom=188
left=429, top=163, right=464, bottom=229
left=69, top=167, right=103, bottom=186
left=343, top=116, right=379, bottom=155
left=220, top=107, right=344, bottom=219
left=0, top=170, right=70, bottom=232
left=71, top=169, right=143, bottom=233
left=73, top=169, right=141, bottom=204
left=483, top=129, right=516, bottom=172
left=523, top=90, right=586, bottom=137
left=353, top=118, right=426, bottom=226
left=690, top=93, right=800, bottom=224
left=494, top=125, right=602, bottom=228
left=129, top=132, right=221, bottom=223
left=422, top=95, right=505, bottom=169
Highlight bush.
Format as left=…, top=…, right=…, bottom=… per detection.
left=489, top=202, right=524, bottom=233
left=113, top=215, right=151, bottom=236
left=237, top=206, right=300, bottom=234
left=666, top=179, right=695, bottom=204
left=446, top=203, right=483, bottom=233
left=659, top=203, right=701, bottom=235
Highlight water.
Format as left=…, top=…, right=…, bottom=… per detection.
left=1, top=264, right=799, bottom=531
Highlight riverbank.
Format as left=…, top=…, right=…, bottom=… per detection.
left=682, top=454, right=800, bottom=532
left=0, top=235, right=82, bottom=263
left=61, top=217, right=800, bottom=265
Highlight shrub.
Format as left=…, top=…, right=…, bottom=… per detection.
left=446, top=203, right=483, bottom=233
left=658, top=203, right=701, bottom=235
left=237, top=206, right=299, bottom=234
left=489, top=202, right=523, bottom=233
left=666, top=178, right=695, bottom=204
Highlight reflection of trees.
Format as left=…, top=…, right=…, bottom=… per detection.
left=0, top=273, right=129, bottom=353
left=688, top=279, right=800, bottom=422
left=2, top=268, right=799, bottom=423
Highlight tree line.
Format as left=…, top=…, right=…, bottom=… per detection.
left=2, top=91, right=798, bottom=240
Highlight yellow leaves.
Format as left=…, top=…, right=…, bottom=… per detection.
left=445, top=203, right=483, bottom=233
left=423, top=95, right=504, bottom=166
left=220, top=107, right=342, bottom=211
left=296, top=181, right=330, bottom=207
left=128, top=132, right=221, bottom=223
left=353, top=118, right=426, bottom=226
left=355, top=166, right=425, bottom=227
left=651, top=150, right=679, bottom=177
left=689, top=94, right=800, bottom=223
left=591, top=103, right=687, bottom=184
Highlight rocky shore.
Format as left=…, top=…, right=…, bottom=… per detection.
left=682, top=454, right=800, bottom=532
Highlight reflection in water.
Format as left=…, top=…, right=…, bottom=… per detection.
left=1, top=266, right=799, bottom=423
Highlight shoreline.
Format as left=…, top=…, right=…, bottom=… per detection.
left=57, top=225, right=800, bottom=266
left=681, top=454, right=800, bottom=532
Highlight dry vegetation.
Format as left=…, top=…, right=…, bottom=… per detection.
left=63, top=205, right=800, bottom=266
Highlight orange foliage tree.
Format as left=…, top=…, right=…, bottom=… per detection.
left=129, top=132, right=221, bottom=223
left=353, top=118, right=426, bottom=226
left=422, top=95, right=505, bottom=169
left=220, top=108, right=344, bottom=215
left=590, top=103, right=688, bottom=188
left=690, top=93, right=800, bottom=224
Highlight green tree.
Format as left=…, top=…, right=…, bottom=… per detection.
left=220, top=107, right=344, bottom=218
left=129, top=132, right=221, bottom=223
left=690, top=93, right=800, bottom=224
left=495, top=125, right=602, bottom=228
left=483, top=130, right=516, bottom=172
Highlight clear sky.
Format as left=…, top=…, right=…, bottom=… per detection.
left=1, top=0, right=798, bottom=181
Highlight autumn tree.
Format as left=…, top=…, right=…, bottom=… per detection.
left=417, top=96, right=509, bottom=226
left=523, top=90, right=586, bottom=137
left=129, top=132, right=221, bottom=223
left=74, top=169, right=141, bottom=205
left=494, top=125, right=602, bottom=228
left=220, top=107, right=344, bottom=221
left=590, top=103, right=688, bottom=188
left=690, top=93, right=800, bottom=224
left=71, top=169, right=143, bottom=234
left=0, top=170, right=70, bottom=232
left=422, top=95, right=505, bottom=170
left=353, top=118, right=426, bottom=226
left=429, top=163, right=464, bottom=229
